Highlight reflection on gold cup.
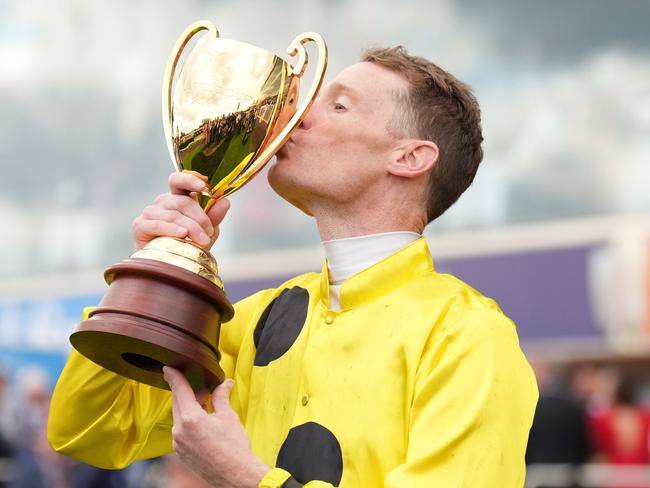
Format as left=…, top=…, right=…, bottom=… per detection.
left=70, top=21, right=328, bottom=391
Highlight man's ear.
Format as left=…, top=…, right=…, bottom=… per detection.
left=387, top=140, right=439, bottom=178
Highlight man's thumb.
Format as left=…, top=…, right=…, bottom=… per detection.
left=207, top=197, right=231, bottom=227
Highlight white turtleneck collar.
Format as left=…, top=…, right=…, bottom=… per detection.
left=321, top=231, right=421, bottom=310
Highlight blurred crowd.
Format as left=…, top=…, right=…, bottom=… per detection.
left=526, top=359, right=650, bottom=488
left=0, top=367, right=212, bottom=488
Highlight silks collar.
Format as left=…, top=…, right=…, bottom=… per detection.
left=319, top=236, right=434, bottom=310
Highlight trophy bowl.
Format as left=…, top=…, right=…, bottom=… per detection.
left=70, top=21, right=328, bottom=392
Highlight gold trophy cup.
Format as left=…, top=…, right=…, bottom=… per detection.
left=70, top=21, right=328, bottom=391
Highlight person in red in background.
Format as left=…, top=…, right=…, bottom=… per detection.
left=588, top=378, right=650, bottom=465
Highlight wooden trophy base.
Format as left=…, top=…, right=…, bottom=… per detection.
left=70, top=257, right=233, bottom=392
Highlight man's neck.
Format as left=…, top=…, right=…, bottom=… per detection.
left=312, top=200, right=426, bottom=242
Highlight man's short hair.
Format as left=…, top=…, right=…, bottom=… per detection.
left=362, top=47, right=484, bottom=223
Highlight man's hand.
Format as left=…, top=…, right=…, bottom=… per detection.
left=132, top=171, right=230, bottom=251
left=163, top=367, right=270, bottom=488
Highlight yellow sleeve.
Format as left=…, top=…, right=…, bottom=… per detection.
left=47, top=307, right=173, bottom=469
left=259, top=468, right=334, bottom=488
left=48, top=290, right=273, bottom=469
left=384, top=308, right=539, bottom=488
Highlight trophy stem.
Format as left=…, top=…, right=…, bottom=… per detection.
left=131, top=236, right=223, bottom=287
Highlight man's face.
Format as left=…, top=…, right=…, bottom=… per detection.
left=268, top=61, right=410, bottom=214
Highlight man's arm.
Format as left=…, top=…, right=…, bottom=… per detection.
left=382, top=307, right=539, bottom=488
left=48, top=170, right=251, bottom=469
left=48, top=308, right=174, bottom=468
left=47, top=286, right=271, bottom=469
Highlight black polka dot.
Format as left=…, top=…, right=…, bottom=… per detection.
left=276, top=422, right=343, bottom=486
left=253, top=287, right=309, bottom=366
left=280, top=478, right=303, bottom=488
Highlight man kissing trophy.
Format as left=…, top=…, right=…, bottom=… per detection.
left=69, top=21, right=328, bottom=392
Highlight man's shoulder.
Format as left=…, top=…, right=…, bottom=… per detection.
left=413, top=272, right=532, bottom=384
left=401, top=269, right=526, bottom=357
left=408, top=269, right=505, bottom=317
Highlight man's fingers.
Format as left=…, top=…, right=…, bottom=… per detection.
left=148, top=194, right=214, bottom=243
left=163, top=366, right=203, bottom=417
left=133, top=171, right=221, bottom=251
left=136, top=206, right=211, bottom=247
left=133, top=218, right=187, bottom=249
left=182, top=170, right=208, bottom=181
left=148, top=205, right=212, bottom=246
left=155, top=195, right=214, bottom=234
left=169, top=171, right=208, bottom=196
left=211, top=379, right=235, bottom=412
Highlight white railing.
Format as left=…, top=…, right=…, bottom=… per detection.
left=527, top=464, right=650, bottom=488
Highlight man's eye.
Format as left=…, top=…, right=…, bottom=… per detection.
left=333, top=103, right=346, bottom=111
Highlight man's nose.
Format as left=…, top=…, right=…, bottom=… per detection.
left=299, top=97, right=322, bottom=130
left=299, top=110, right=314, bottom=130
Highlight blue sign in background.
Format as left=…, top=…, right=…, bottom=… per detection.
left=0, top=243, right=605, bottom=385
left=0, top=294, right=101, bottom=385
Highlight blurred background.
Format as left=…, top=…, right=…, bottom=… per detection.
left=1, top=0, right=649, bottom=486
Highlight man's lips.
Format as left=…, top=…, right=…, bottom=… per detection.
left=276, top=137, right=295, bottom=158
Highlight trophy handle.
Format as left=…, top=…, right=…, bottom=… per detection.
left=225, top=32, right=328, bottom=191
left=162, top=20, right=219, bottom=172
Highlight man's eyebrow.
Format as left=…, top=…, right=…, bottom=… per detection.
left=329, top=81, right=360, bottom=99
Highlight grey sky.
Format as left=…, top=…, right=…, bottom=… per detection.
left=0, top=0, right=648, bottom=277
